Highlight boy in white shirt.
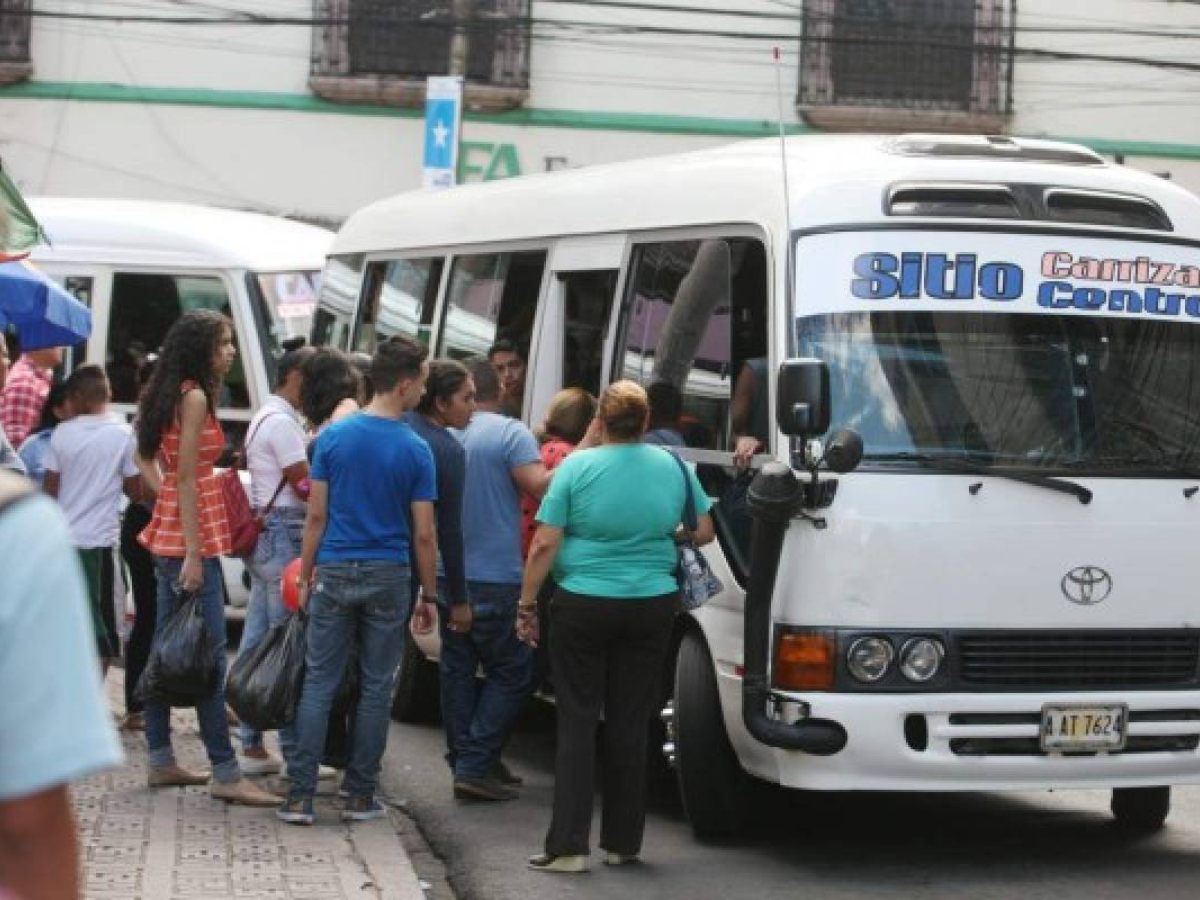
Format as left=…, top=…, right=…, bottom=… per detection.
left=44, top=365, right=141, bottom=674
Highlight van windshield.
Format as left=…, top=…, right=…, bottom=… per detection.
left=797, top=311, right=1200, bottom=475
left=248, top=271, right=321, bottom=381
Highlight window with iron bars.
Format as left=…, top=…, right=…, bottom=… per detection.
left=0, top=0, right=32, bottom=85
left=798, top=0, right=1013, bottom=132
left=310, top=0, right=530, bottom=111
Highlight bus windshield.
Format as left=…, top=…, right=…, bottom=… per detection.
left=797, top=311, right=1200, bottom=475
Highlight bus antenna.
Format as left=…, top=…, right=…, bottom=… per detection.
left=773, top=47, right=795, bottom=318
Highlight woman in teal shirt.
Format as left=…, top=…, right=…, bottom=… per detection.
left=517, top=380, right=714, bottom=873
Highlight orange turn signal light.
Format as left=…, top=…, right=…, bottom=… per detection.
left=773, top=630, right=836, bottom=691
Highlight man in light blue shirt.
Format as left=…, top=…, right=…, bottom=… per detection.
left=0, top=471, right=122, bottom=899
left=443, top=359, right=549, bottom=801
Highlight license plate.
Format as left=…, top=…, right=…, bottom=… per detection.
left=1041, top=704, right=1127, bottom=752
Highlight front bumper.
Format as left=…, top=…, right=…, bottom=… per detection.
left=723, top=679, right=1200, bottom=791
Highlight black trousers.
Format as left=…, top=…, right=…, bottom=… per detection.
left=120, top=504, right=157, bottom=714
left=544, top=588, right=677, bottom=857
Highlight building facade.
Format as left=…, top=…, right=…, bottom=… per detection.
left=0, top=0, right=1198, bottom=223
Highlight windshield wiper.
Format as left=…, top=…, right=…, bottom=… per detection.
left=863, top=452, right=1093, bottom=505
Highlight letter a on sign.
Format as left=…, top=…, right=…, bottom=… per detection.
left=423, top=76, right=464, bottom=190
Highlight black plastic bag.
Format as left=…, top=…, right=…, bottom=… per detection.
left=135, top=589, right=219, bottom=707
left=226, top=611, right=307, bottom=732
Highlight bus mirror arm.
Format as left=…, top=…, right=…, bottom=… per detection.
left=743, top=463, right=848, bottom=756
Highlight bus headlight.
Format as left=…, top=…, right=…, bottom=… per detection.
left=847, top=637, right=894, bottom=683
left=900, top=638, right=944, bottom=683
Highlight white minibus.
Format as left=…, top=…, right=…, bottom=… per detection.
left=29, top=198, right=334, bottom=605
left=314, top=134, right=1200, bottom=835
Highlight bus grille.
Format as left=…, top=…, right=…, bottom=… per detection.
left=957, top=631, right=1200, bottom=689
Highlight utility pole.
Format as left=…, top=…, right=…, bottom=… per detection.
left=449, top=0, right=473, bottom=76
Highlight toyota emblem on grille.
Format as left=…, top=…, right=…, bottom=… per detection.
left=1061, top=566, right=1113, bottom=605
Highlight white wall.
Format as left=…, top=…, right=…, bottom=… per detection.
left=1, top=0, right=1198, bottom=222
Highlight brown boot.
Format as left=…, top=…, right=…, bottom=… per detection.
left=211, top=778, right=282, bottom=807
left=148, top=764, right=211, bottom=788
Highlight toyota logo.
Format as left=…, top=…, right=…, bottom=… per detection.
left=1061, top=566, right=1113, bottom=605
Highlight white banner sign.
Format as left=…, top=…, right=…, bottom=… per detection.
left=422, top=76, right=464, bottom=190
left=795, top=230, right=1200, bottom=323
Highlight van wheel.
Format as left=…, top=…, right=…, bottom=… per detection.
left=1111, top=786, right=1170, bottom=832
left=674, top=631, right=746, bottom=839
left=391, top=630, right=440, bottom=723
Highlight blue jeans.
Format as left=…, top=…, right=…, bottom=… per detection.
left=144, top=556, right=241, bottom=784
left=238, top=507, right=305, bottom=754
left=439, top=580, right=533, bottom=780
left=288, top=560, right=410, bottom=801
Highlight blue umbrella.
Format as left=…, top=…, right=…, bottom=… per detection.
left=0, top=261, right=92, bottom=350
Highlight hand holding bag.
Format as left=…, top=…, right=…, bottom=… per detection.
left=667, top=451, right=723, bottom=611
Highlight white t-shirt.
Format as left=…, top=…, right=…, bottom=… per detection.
left=246, top=395, right=308, bottom=509
left=44, top=413, right=139, bottom=548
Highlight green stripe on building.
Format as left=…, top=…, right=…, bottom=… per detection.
left=4, top=80, right=1200, bottom=159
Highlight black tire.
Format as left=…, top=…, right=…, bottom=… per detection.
left=674, top=630, right=747, bottom=839
left=391, top=630, right=441, bottom=723
left=1111, top=786, right=1171, bottom=832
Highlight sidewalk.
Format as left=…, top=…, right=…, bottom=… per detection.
left=75, top=671, right=427, bottom=900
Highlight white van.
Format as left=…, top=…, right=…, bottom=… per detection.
left=314, top=135, right=1200, bottom=835
left=29, top=198, right=334, bottom=605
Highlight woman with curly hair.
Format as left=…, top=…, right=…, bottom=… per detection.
left=299, top=348, right=362, bottom=432
left=135, top=309, right=279, bottom=807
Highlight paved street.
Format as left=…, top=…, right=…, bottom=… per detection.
left=381, top=703, right=1200, bottom=900
left=75, top=673, right=430, bottom=900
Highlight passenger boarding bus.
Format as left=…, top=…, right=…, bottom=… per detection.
left=314, top=134, right=1200, bottom=836
left=29, top=198, right=334, bottom=606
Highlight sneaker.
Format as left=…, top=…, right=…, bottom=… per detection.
left=527, top=853, right=589, bottom=873
left=147, top=764, right=210, bottom=788
left=211, top=778, right=282, bottom=807
left=240, top=752, right=283, bottom=776
left=276, top=797, right=315, bottom=826
left=603, top=852, right=639, bottom=866
left=341, top=796, right=386, bottom=822
left=493, top=760, right=523, bottom=786
left=453, top=776, right=518, bottom=802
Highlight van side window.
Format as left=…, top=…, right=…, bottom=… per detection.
left=106, top=273, right=250, bottom=411
left=615, top=237, right=768, bottom=581
left=440, top=249, right=547, bottom=361
left=354, top=257, right=444, bottom=353
left=561, top=269, right=618, bottom=397
left=311, top=253, right=366, bottom=350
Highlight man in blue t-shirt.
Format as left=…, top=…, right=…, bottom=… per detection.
left=280, top=337, right=439, bottom=826
left=444, top=359, right=550, bottom=801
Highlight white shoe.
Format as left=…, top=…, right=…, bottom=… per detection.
left=282, top=764, right=338, bottom=781
left=240, top=753, right=283, bottom=776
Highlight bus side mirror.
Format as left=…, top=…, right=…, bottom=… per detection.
left=823, top=429, right=863, bottom=474
left=776, top=358, right=830, bottom=438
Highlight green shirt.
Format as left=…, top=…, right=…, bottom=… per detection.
left=536, top=443, right=713, bottom=599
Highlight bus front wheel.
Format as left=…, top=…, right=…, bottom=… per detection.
left=1111, top=786, right=1170, bottom=832
left=674, top=631, right=747, bottom=839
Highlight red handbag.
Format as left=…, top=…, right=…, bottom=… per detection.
left=222, top=415, right=288, bottom=558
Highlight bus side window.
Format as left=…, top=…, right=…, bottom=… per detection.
left=106, top=272, right=249, bottom=411
left=561, top=269, right=617, bottom=397
left=312, top=253, right=366, bottom=350
left=440, top=250, right=547, bottom=415
left=615, top=237, right=768, bottom=581
left=354, top=257, right=444, bottom=353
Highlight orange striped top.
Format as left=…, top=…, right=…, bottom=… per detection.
left=138, top=382, right=232, bottom=558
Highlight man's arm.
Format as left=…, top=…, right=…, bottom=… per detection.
left=297, top=479, right=328, bottom=608
left=410, top=500, right=438, bottom=600
left=0, top=785, right=79, bottom=900
left=511, top=461, right=551, bottom=500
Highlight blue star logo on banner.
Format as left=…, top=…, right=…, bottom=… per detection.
left=424, top=98, right=457, bottom=171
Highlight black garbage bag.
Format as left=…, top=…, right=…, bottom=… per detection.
left=226, top=611, right=307, bottom=732
left=135, top=589, right=219, bottom=707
